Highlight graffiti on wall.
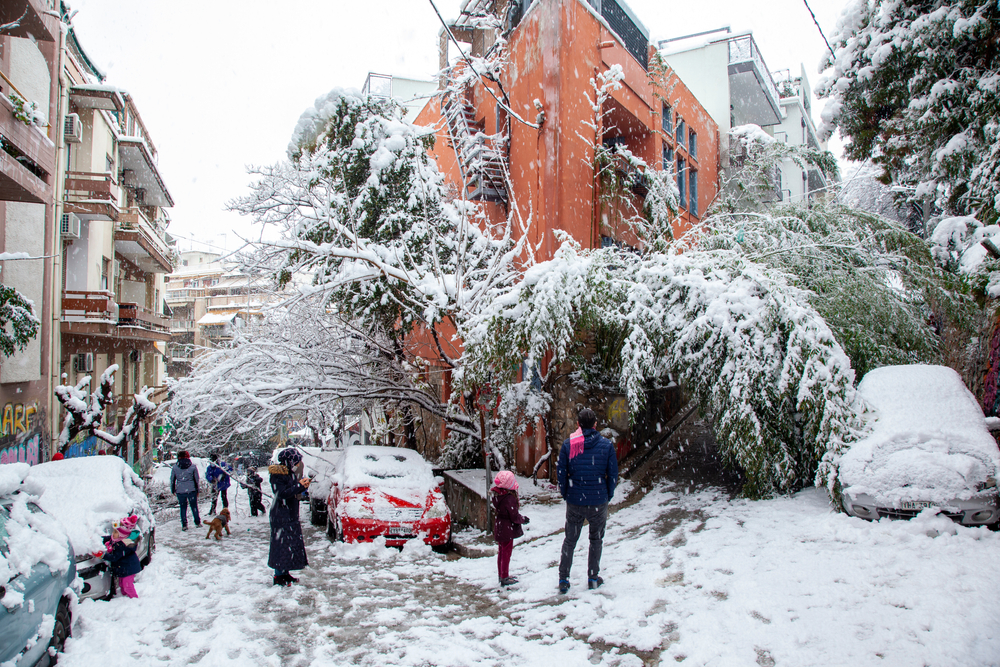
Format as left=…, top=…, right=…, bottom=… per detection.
left=0, top=401, right=42, bottom=465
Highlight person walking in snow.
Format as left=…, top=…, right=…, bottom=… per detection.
left=556, top=408, right=618, bottom=594
left=206, top=453, right=233, bottom=515
left=241, top=468, right=267, bottom=517
left=98, top=515, right=143, bottom=598
left=268, top=448, right=310, bottom=586
left=170, top=450, right=201, bottom=531
left=491, top=470, right=529, bottom=587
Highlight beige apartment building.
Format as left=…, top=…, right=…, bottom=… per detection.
left=1, top=1, right=176, bottom=467
left=165, top=251, right=271, bottom=380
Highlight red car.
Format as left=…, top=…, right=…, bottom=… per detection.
left=326, top=446, right=451, bottom=547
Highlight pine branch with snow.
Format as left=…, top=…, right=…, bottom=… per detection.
left=0, top=282, right=40, bottom=358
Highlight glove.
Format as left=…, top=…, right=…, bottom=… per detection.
left=522, top=516, right=530, bottom=525
left=92, top=551, right=105, bottom=558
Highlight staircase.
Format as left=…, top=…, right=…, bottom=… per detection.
left=442, top=91, right=508, bottom=203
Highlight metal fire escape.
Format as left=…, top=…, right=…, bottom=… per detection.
left=441, top=89, right=508, bottom=203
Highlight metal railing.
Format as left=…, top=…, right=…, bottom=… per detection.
left=117, top=302, right=170, bottom=333
left=64, top=171, right=118, bottom=201
left=62, top=290, right=118, bottom=323
left=727, top=35, right=780, bottom=114
left=116, top=206, right=173, bottom=264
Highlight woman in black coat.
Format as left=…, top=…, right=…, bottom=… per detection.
left=268, top=448, right=311, bottom=586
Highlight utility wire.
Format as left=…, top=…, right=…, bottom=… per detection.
left=802, top=0, right=836, bottom=57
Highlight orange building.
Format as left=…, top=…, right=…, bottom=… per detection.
left=411, top=0, right=719, bottom=473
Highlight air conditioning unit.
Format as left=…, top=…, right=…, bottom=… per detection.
left=73, top=352, right=94, bottom=373
left=60, top=212, right=81, bottom=240
left=64, top=113, right=82, bottom=143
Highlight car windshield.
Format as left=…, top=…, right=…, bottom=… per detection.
left=343, top=446, right=435, bottom=492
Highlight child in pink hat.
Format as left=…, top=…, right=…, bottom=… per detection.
left=97, top=515, right=142, bottom=598
left=490, top=470, right=529, bottom=587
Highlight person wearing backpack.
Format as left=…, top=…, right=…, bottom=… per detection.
left=206, top=453, right=233, bottom=515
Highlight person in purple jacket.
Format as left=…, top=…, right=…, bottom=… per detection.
left=491, top=470, right=529, bottom=587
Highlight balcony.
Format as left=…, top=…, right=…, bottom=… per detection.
left=115, top=206, right=175, bottom=273
left=61, top=291, right=171, bottom=342
left=118, top=302, right=171, bottom=335
left=0, top=92, right=53, bottom=204
left=63, top=171, right=120, bottom=220
left=595, top=0, right=650, bottom=70
left=727, top=34, right=782, bottom=127
left=62, top=290, right=118, bottom=324
left=1, top=1, right=59, bottom=43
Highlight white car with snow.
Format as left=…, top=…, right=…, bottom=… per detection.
left=841, top=364, right=1000, bottom=526
left=22, top=457, right=155, bottom=600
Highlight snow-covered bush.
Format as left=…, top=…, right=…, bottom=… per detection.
left=0, top=280, right=40, bottom=358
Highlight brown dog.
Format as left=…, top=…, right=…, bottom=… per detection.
left=203, top=508, right=231, bottom=540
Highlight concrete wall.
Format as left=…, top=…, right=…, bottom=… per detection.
left=1, top=202, right=45, bottom=382
left=661, top=41, right=731, bottom=159
left=8, top=37, right=50, bottom=115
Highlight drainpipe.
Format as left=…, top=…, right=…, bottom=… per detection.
left=49, top=21, right=69, bottom=458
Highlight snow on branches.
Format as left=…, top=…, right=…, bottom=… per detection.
left=55, top=365, right=156, bottom=455
left=0, top=281, right=40, bottom=358
left=817, top=0, right=1000, bottom=220
left=464, top=236, right=864, bottom=499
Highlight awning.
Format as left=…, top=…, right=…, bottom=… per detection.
left=196, top=313, right=237, bottom=326
left=69, top=85, right=125, bottom=112
left=119, top=137, right=173, bottom=207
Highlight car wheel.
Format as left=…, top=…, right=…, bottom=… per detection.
left=140, top=529, right=155, bottom=567
left=43, top=598, right=71, bottom=665
left=310, top=501, right=327, bottom=527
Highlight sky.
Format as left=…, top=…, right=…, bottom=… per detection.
left=68, top=0, right=848, bottom=253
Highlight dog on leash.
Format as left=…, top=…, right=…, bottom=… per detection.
left=203, top=508, right=232, bottom=540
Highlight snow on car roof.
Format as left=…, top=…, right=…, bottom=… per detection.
left=341, top=446, right=435, bottom=491
left=839, top=364, right=1000, bottom=504
left=21, top=457, right=153, bottom=554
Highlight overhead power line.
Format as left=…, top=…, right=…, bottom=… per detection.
left=802, top=0, right=836, bottom=57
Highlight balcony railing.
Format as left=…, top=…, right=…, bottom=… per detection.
left=116, top=206, right=174, bottom=272
left=728, top=35, right=781, bottom=119
left=117, top=302, right=170, bottom=333
left=599, top=0, right=649, bottom=70
left=64, top=171, right=118, bottom=202
left=62, top=290, right=118, bottom=323
left=170, top=319, right=194, bottom=331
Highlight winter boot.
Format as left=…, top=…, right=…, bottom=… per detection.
left=588, top=577, right=604, bottom=590
left=500, top=577, right=518, bottom=587
left=558, top=579, right=570, bottom=594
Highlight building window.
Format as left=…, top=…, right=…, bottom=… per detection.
left=677, top=158, right=687, bottom=209
left=662, top=104, right=672, bottom=136
left=676, top=119, right=686, bottom=153
left=689, top=130, right=697, bottom=159
left=663, top=146, right=674, bottom=170
left=689, top=169, right=698, bottom=216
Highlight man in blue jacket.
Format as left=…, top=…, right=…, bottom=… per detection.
left=557, top=408, right=618, bottom=594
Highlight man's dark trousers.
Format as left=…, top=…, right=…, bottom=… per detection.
left=559, top=502, right=609, bottom=580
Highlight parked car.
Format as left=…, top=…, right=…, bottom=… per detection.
left=145, top=456, right=210, bottom=501
left=326, top=446, right=450, bottom=547
left=269, top=446, right=344, bottom=526
left=841, top=364, right=1000, bottom=526
left=0, top=462, right=75, bottom=667
left=22, top=457, right=155, bottom=600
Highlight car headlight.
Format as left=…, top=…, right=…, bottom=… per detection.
left=976, top=477, right=997, bottom=492
left=424, top=496, right=450, bottom=519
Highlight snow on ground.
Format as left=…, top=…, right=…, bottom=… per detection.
left=59, top=468, right=1000, bottom=666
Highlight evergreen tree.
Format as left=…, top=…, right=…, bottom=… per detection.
left=817, top=0, right=1000, bottom=221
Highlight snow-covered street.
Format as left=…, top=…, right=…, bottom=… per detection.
left=60, top=455, right=1000, bottom=666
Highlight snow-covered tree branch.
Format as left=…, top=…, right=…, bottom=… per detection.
left=0, top=281, right=40, bottom=358
left=55, top=365, right=156, bottom=456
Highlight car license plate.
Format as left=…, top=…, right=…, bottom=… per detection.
left=901, top=501, right=933, bottom=510
left=388, top=526, right=409, bottom=535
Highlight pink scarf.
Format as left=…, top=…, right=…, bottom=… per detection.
left=569, top=427, right=585, bottom=459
